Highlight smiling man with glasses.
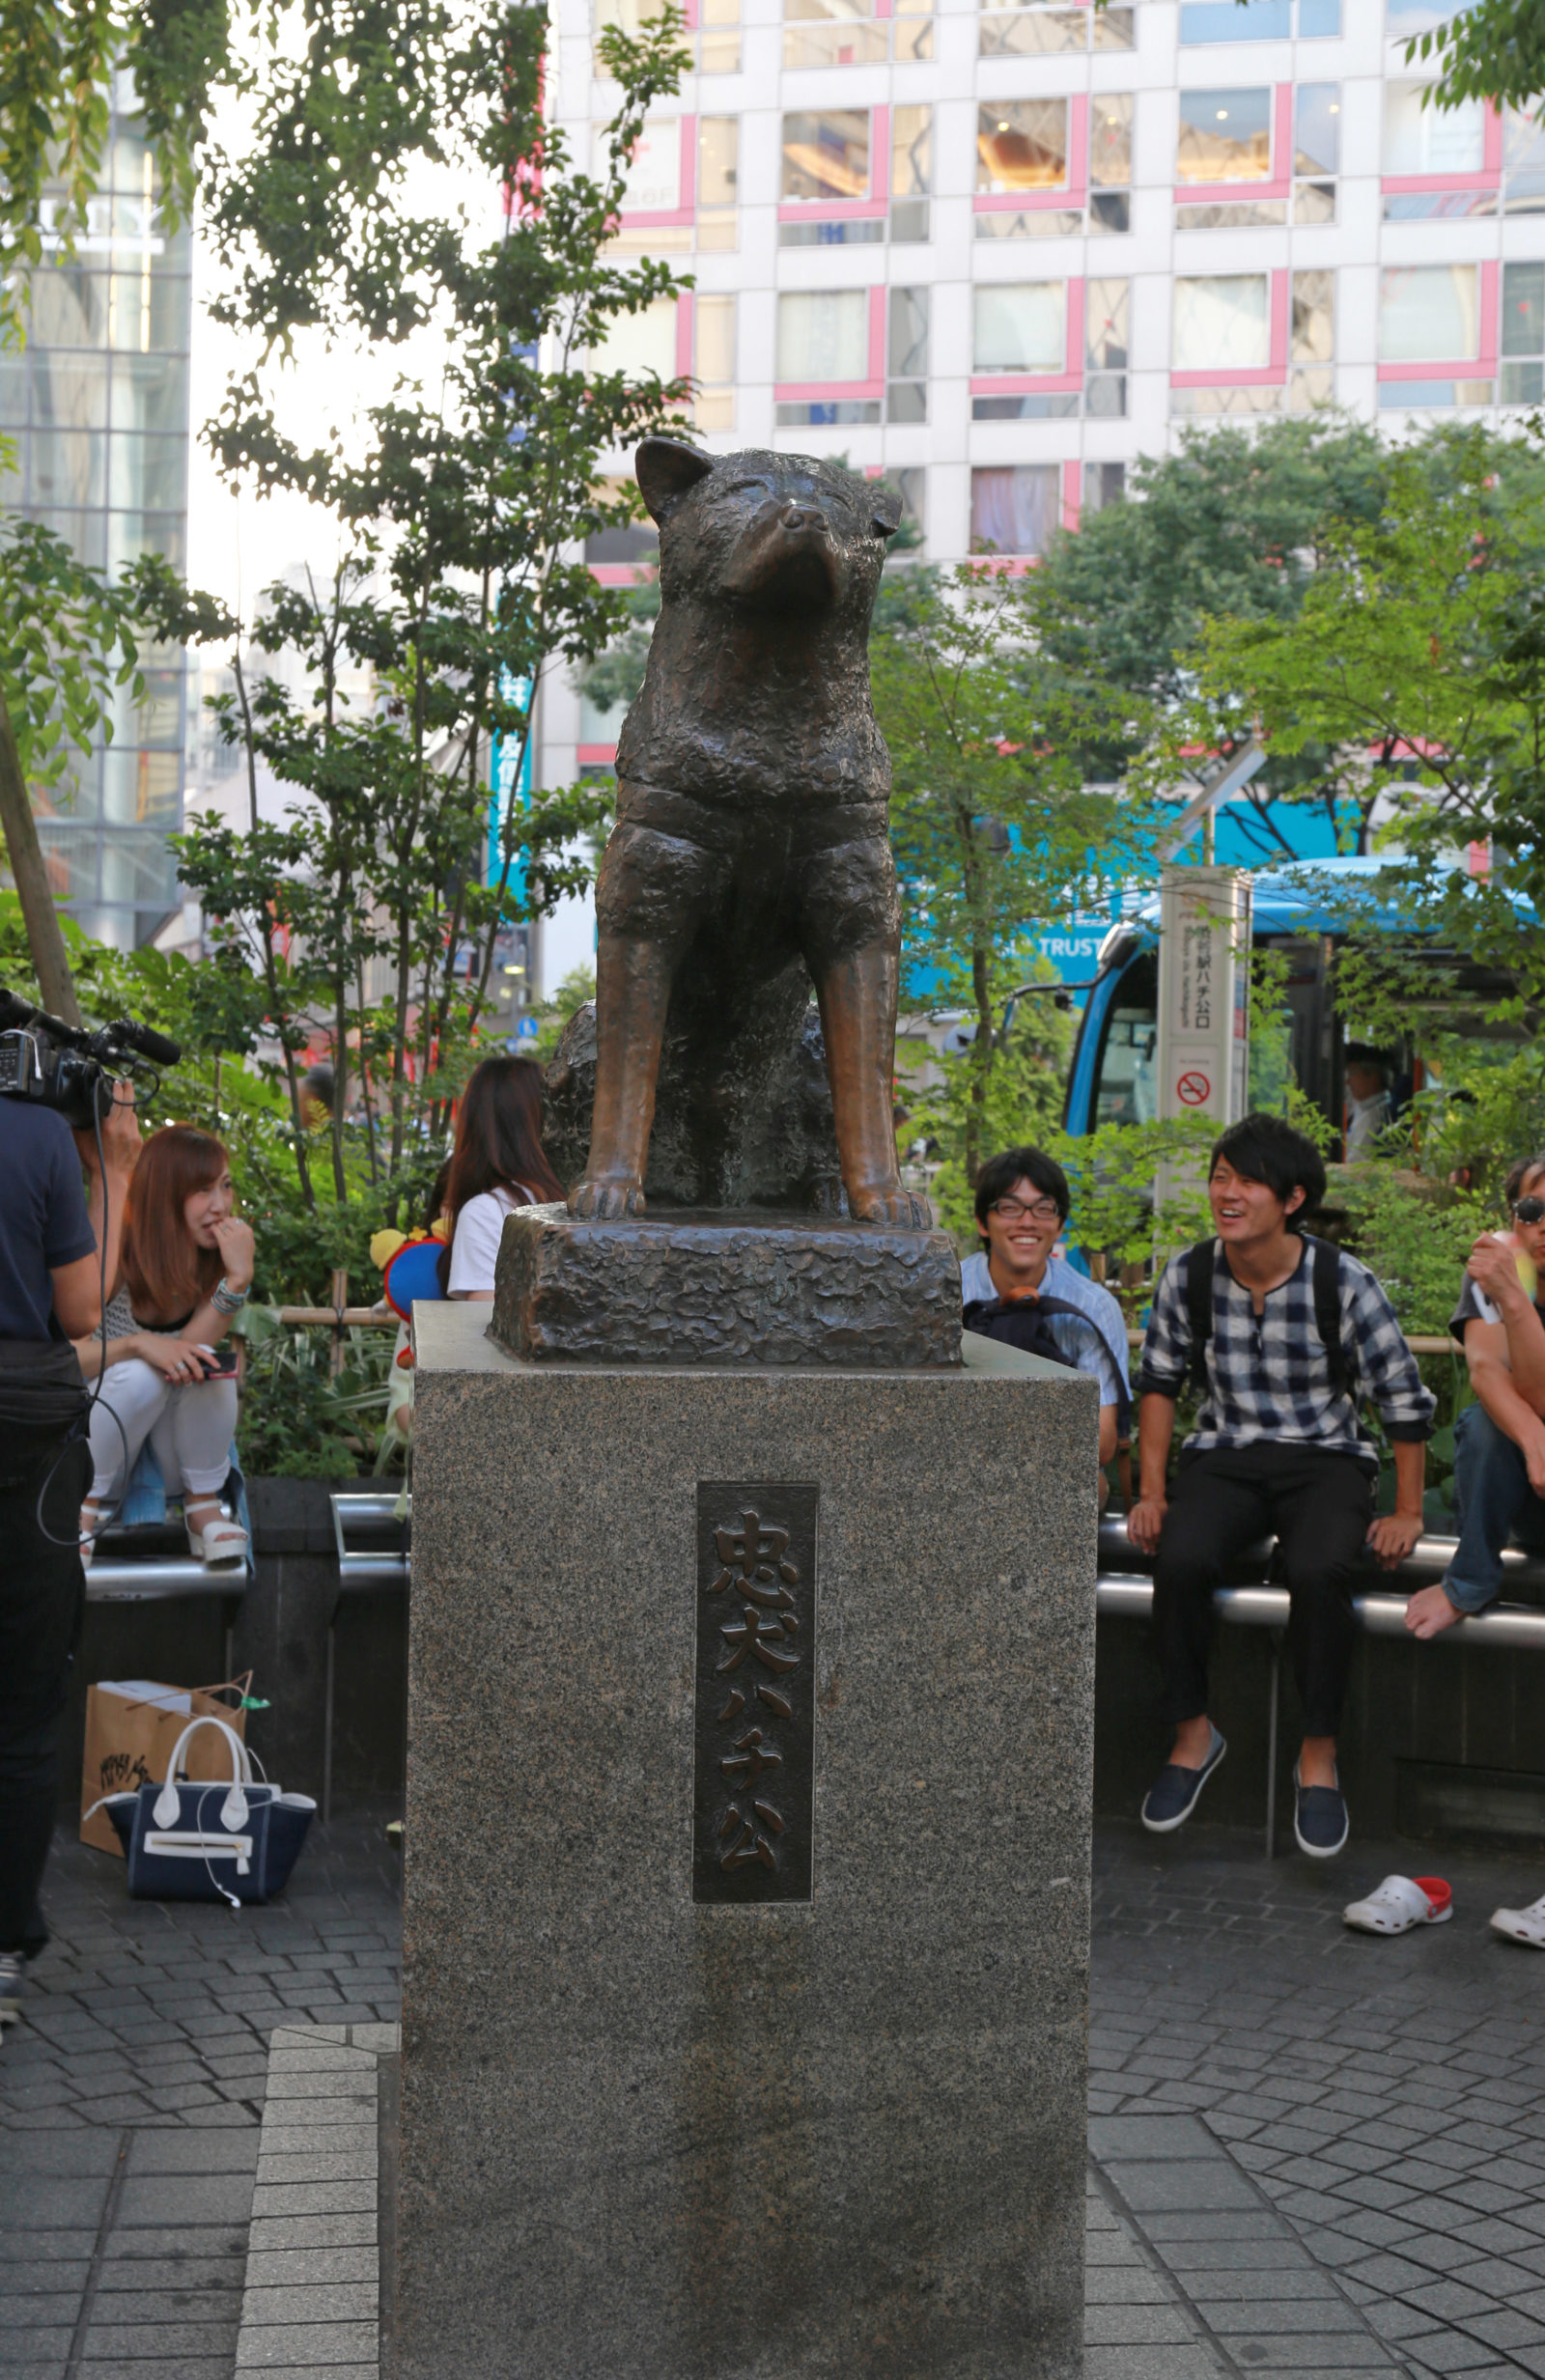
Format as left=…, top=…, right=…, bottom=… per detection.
left=959, top=1144, right=1132, bottom=1492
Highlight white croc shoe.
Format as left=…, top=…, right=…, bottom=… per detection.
left=1491, top=1892, right=1545, bottom=1948
left=1343, top=1875, right=1452, bottom=1935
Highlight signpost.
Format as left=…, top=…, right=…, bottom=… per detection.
left=1156, top=864, right=1251, bottom=1133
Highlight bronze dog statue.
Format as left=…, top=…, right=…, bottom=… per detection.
left=569, top=437, right=928, bottom=1228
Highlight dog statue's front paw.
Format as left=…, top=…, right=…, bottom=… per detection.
left=567, top=1175, right=647, bottom=1220
left=850, top=1183, right=933, bottom=1229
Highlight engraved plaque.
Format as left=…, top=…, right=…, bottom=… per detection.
left=693, top=1480, right=818, bottom=1904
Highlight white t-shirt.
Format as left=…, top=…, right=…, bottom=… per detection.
left=446, top=1186, right=537, bottom=1297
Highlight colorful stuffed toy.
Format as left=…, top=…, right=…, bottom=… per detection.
left=371, top=1219, right=451, bottom=1327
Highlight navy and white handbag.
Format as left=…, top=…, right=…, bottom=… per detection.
left=94, top=1716, right=316, bottom=1906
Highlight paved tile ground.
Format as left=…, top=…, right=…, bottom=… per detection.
left=3, top=1813, right=1543, bottom=2376
left=1089, top=1824, right=1545, bottom=2380
left=0, top=1820, right=399, bottom=2378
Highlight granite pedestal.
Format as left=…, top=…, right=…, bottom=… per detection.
left=395, top=1303, right=1096, bottom=2380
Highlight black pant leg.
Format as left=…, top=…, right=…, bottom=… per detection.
left=0, top=1432, right=88, bottom=1955
left=1267, top=1451, right=1375, bottom=1740
left=1152, top=1451, right=1273, bottom=1728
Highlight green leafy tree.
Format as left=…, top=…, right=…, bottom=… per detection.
left=146, top=0, right=697, bottom=1218
left=0, top=518, right=143, bottom=1018
left=1401, top=0, right=1545, bottom=111
left=872, top=565, right=1156, bottom=1187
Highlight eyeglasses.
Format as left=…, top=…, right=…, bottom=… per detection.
left=1514, top=1196, right=1545, bottom=1225
left=988, top=1197, right=1061, bottom=1224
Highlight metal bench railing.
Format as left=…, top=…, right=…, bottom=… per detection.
left=324, top=1494, right=409, bottom=1818
left=1096, top=1516, right=1545, bottom=1852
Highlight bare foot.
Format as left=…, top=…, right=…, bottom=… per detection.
left=1170, top=1716, right=1216, bottom=1771
left=850, top=1182, right=932, bottom=1228
left=1405, top=1583, right=1467, bottom=1639
left=568, top=1175, right=646, bottom=1220
left=1298, top=1734, right=1338, bottom=1788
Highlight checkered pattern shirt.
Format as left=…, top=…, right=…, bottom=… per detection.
left=1138, top=1238, right=1435, bottom=1464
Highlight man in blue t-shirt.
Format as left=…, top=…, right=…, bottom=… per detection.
left=0, top=1085, right=138, bottom=2024
left=960, top=1144, right=1132, bottom=1480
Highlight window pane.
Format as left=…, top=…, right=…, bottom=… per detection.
left=969, top=464, right=1058, bottom=555
left=1179, top=0, right=1289, bottom=39
left=595, top=296, right=678, bottom=379
left=1299, top=0, right=1340, bottom=29
left=31, top=354, right=109, bottom=431
left=106, top=432, right=184, bottom=510
left=698, top=118, right=738, bottom=209
left=776, top=290, right=869, bottom=379
left=1379, top=265, right=1479, bottom=359
left=976, top=101, right=1069, bottom=193
left=1295, top=85, right=1340, bottom=178
left=1505, top=105, right=1545, bottom=176
left=893, top=466, right=925, bottom=545
left=28, top=269, right=111, bottom=350
left=604, top=119, right=680, bottom=211
left=1292, top=268, right=1334, bottom=364
left=892, top=103, right=932, bottom=197
left=1387, top=0, right=1462, bottom=26
left=696, top=294, right=736, bottom=382
left=1384, top=82, right=1486, bottom=176
left=27, top=427, right=102, bottom=507
left=1090, top=96, right=1133, bottom=189
left=781, top=110, right=870, bottom=202
left=1085, top=461, right=1126, bottom=512
left=1177, top=88, right=1273, bottom=183
left=888, top=287, right=929, bottom=378
left=972, top=282, right=1065, bottom=372
left=109, top=351, right=187, bottom=434
left=1086, top=278, right=1129, bottom=371
left=1503, top=261, right=1545, bottom=357
left=1173, top=274, right=1270, bottom=370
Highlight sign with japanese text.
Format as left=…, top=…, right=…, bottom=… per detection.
left=693, top=1481, right=817, bottom=1905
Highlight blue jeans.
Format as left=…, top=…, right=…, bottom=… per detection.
left=1444, top=1402, right=1545, bottom=1613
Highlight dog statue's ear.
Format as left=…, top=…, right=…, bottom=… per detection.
left=636, top=437, right=715, bottom=524
left=869, top=481, right=904, bottom=540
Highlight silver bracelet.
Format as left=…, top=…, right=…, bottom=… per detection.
left=211, top=1277, right=248, bottom=1316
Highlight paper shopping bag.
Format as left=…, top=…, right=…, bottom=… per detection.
left=80, top=1676, right=251, bottom=1856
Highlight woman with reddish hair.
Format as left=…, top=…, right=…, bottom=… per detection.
left=75, top=1126, right=255, bottom=1566
left=442, top=1055, right=562, bottom=1300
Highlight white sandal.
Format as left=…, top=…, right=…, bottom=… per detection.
left=1343, top=1874, right=1452, bottom=1935
left=186, top=1510, right=250, bottom=1568
left=1490, top=1892, right=1545, bottom=1948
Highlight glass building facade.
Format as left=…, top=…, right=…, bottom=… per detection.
left=0, top=74, right=190, bottom=949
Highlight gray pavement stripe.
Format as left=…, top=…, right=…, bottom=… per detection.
left=62, top=2130, right=129, bottom=2380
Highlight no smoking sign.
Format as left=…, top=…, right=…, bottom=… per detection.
left=1176, top=1069, right=1212, bottom=1107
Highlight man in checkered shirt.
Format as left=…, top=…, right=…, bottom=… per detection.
left=1131, top=1113, right=1434, bottom=1858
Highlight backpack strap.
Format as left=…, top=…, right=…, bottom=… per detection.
left=1308, top=1234, right=1353, bottom=1400
left=1183, top=1241, right=1215, bottom=1393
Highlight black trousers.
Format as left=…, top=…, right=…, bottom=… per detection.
left=1152, top=1442, right=1374, bottom=1740
left=0, top=1428, right=88, bottom=1954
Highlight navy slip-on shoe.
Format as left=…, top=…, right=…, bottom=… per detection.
left=1140, top=1725, right=1226, bottom=1834
left=1293, top=1761, right=1349, bottom=1859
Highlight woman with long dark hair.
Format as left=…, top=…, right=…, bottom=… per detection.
left=442, top=1056, right=562, bottom=1301
left=75, top=1126, right=254, bottom=1565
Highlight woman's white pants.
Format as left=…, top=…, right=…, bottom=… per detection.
left=86, top=1360, right=237, bottom=1501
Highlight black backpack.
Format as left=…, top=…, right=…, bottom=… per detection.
left=963, top=1295, right=1132, bottom=1429
left=1182, top=1234, right=1354, bottom=1400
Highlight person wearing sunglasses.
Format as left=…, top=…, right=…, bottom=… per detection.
left=959, top=1146, right=1132, bottom=1498
left=1407, top=1154, right=1545, bottom=1642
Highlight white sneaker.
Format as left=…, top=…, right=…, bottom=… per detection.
left=1490, top=1891, right=1545, bottom=1948
left=0, top=1951, right=26, bottom=2026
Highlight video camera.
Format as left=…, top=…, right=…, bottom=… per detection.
left=0, top=986, right=182, bottom=1131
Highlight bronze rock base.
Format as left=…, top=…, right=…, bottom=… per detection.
left=489, top=1205, right=963, bottom=1369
